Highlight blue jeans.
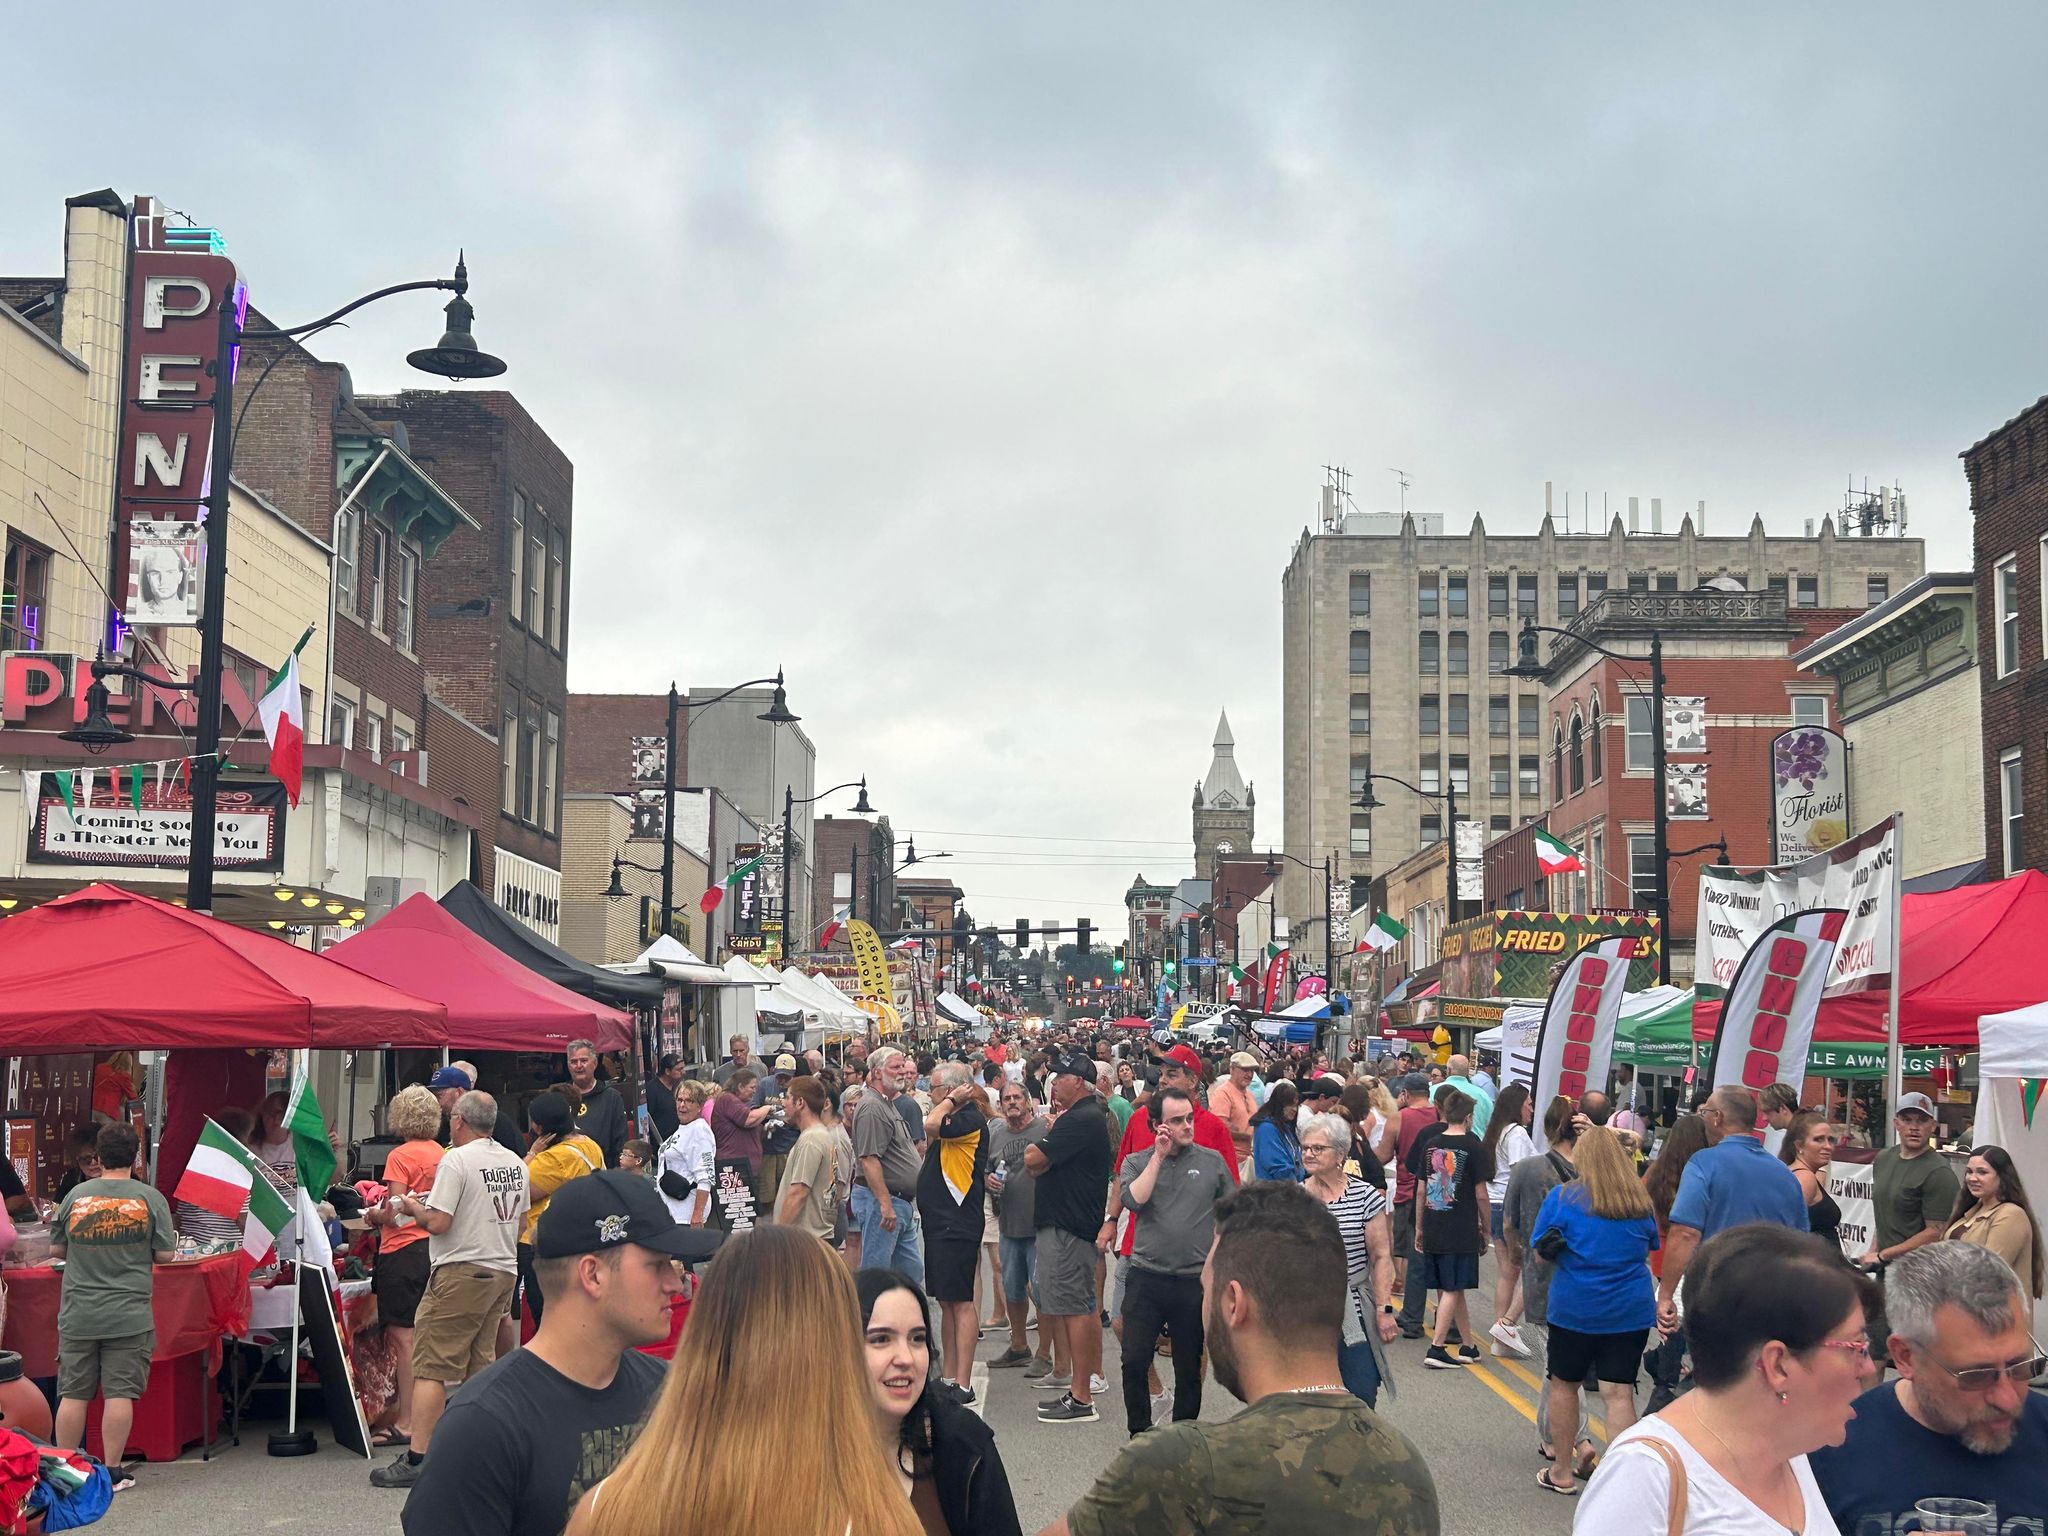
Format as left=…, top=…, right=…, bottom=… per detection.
left=1339, top=1335, right=1382, bottom=1409
left=999, top=1234, right=1037, bottom=1305
left=852, top=1186, right=923, bottom=1288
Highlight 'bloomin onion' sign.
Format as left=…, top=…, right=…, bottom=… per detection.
left=1707, top=908, right=1847, bottom=1094
left=1530, top=935, right=1640, bottom=1152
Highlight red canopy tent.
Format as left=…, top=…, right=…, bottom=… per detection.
left=0, top=882, right=450, bottom=1051
left=324, top=893, right=633, bottom=1052
left=1692, top=870, right=2048, bottom=1050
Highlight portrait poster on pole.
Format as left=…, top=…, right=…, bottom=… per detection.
left=124, top=520, right=204, bottom=626
left=1705, top=908, right=1846, bottom=1095
left=1530, top=935, right=1638, bottom=1152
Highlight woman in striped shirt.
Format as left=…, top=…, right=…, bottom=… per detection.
left=1299, top=1109, right=1398, bottom=1407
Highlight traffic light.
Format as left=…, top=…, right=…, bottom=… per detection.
left=1076, top=917, right=1092, bottom=953
left=1164, top=943, right=1177, bottom=974
left=1015, top=919, right=1029, bottom=949
left=1113, top=943, right=1126, bottom=975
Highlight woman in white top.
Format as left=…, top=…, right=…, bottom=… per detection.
left=1481, top=1083, right=1536, bottom=1359
left=655, top=1080, right=717, bottom=1227
left=1574, top=1223, right=1877, bottom=1533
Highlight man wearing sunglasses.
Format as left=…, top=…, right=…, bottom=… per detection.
left=1812, top=1241, right=2047, bottom=1532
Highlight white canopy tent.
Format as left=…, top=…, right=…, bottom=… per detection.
left=936, top=990, right=982, bottom=1027
left=616, top=933, right=729, bottom=987
left=773, top=968, right=870, bottom=1031
left=1974, top=1002, right=2048, bottom=1341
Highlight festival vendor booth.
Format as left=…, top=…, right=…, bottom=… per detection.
left=609, top=935, right=731, bottom=1064
left=1973, top=1003, right=2048, bottom=1342
left=0, top=884, right=449, bottom=1463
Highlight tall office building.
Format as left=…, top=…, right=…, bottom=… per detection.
left=1278, top=487, right=1924, bottom=928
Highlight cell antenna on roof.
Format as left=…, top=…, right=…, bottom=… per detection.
left=1388, top=468, right=1411, bottom=516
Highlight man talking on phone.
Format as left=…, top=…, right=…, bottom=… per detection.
left=1110, top=1084, right=1234, bottom=1438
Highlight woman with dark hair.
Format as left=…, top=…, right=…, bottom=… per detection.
left=1112, top=1061, right=1140, bottom=1104
left=1639, top=1111, right=1711, bottom=1414
left=1945, top=1144, right=2043, bottom=1299
left=855, top=1268, right=1022, bottom=1536
left=1574, top=1224, right=1876, bottom=1532
left=1778, top=1110, right=1842, bottom=1253
left=1249, top=1081, right=1302, bottom=1182
left=1483, top=1082, right=1536, bottom=1359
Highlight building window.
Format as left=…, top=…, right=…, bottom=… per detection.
left=1489, top=573, right=1509, bottom=618
left=1553, top=723, right=1565, bottom=801
left=395, top=544, right=418, bottom=651
left=366, top=526, right=388, bottom=630
left=1791, top=694, right=1828, bottom=728
left=1350, top=816, right=1372, bottom=856
left=1420, top=752, right=1441, bottom=794
left=1519, top=754, right=1540, bottom=796
left=1349, top=573, right=1371, bottom=616
left=1349, top=755, right=1372, bottom=796
left=1420, top=815, right=1442, bottom=846
left=1518, top=694, right=1539, bottom=739
left=1625, top=695, right=1654, bottom=770
left=1490, top=813, right=1510, bottom=833
left=1767, top=575, right=1788, bottom=601
left=329, top=697, right=357, bottom=749
left=546, top=528, right=566, bottom=648
left=1996, top=554, right=2020, bottom=676
left=1586, top=573, right=1607, bottom=603
left=1558, top=574, right=1580, bottom=618
left=392, top=724, right=414, bottom=753
left=2001, top=749, right=2025, bottom=875
left=1795, top=575, right=1819, bottom=608
left=1349, top=693, right=1371, bottom=735
left=1419, top=631, right=1439, bottom=675
left=510, top=493, right=527, bottom=625
left=1569, top=711, right=1585, bottom=794
left=334, top=505, right=361, bottom=611
left=523, top=712, right=542, bottom=824
left=1447, top=573, right=1468, bottom=618
left=1489, top=694, right=1509, bottom=736
left=502, top=707, right=520, bottom=813
left=1866, top=575, right=1888, bottom=607
left=1447, top=630, right=1469, bottom=676
left=1629, top=833, right=1658, bottom=910
left=1448, top=694, right=1469, bottom=735
left=366, top=715, right=383, bottom=759
left=1349, top=630, right=1371, bottom=673
left=1419, top=694, right=1440, bottom=735
left=1, top=535, right=51, bottom=652
left=1489, top=754, right=1510, bottom=796
left=527, top=516, right=546, bottom=633
left=1590, top=699, right=1603, bottom=781
left=1488, top=631, right=1509, bottom=675
left=1418, top=574, right=1439, bottom=619
left=1627, top=573, right=1650, bottom=594
left=1517, top=573, right=1537, bottom=618
left=541, top=711, right=561, bottom=833
left=1449, top=754, right=1470, bottom=795
left=1656, top=573, right=1679, bottom=593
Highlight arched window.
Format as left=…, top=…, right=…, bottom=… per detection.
left=1569, top=711, right=1585, bottom=794
left=1552, top=721, right=1565, bottom=802
left=1590, top=698, right=1604, bottom=782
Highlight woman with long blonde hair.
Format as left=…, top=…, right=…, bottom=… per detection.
left=568, top=1225, right=921, bottom=1536
left=1528, top=1125, right=1659, bottom=1495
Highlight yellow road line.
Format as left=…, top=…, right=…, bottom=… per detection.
left=1460, top=1358, right=1538, bottom=1426
left=1469, top=1355, right=1609, bottom=1442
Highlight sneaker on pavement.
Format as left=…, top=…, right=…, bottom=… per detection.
left=1150, top=1388, right=1173, bottom=1424
left=990, top=1346, right=1034, bottom=1368
left=1489, top=1321, right=1532, bottom=1358
left=1455, top=1345, right=1485, bottom=1364
left=1037, top=1392, right=1099, bottom=1423
left=1399, top=1327, right=1424, bottom=1341
left=1034, top=1371, right=1073, bottom=1391
left=1423, top=1346, right=1466, bottom=1370
left=1022, top=1356, right=1054, bottom=1379
left=370, top=1452, right=425, bottom=1489
left=1089, top=1373, right=1110, bottom=1396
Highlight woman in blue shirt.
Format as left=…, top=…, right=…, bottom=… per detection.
left=1529, top=1125, right=1659, bottom=1495
left=1249, top=1081, right=1302, bottom=1182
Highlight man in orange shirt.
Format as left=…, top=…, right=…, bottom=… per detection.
left=1206, top=1052, right=1259, bottom=1169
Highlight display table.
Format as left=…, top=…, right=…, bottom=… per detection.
left=1, top=1255, right=247, bottom=1462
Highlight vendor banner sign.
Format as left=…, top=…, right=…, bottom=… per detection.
left=26, top=775, right=284, bottom=871
left=1531, top=936, right=1638, bottom=1151
left=1695, top=815, right=1895, bottom=999
left=1770, top=726, right=1851, bottom=863
left=1706, top=908, right=1846, bottom=1094
left=847, top=919, right=893, bottom=1000
left=1440, top=910, right=1662, bottom=1003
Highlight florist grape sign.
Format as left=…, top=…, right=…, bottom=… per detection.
left=1770, top=726, right=1850, bottom=863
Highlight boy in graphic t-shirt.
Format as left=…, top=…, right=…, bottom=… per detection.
left=1402, top=1087, right=1494, bottom=1372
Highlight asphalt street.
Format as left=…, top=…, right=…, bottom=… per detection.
left=94, top=1252, right=1601, bottom=1534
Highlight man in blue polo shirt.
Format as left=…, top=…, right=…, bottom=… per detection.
left=1655, top=1084, right=1806, bottom=1331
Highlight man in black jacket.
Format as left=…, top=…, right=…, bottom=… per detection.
left=644, top=1054, right=687, bottom=1146
left=565, top=1040, right=627, bottom=1168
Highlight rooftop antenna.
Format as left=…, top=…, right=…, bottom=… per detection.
left=1388, top=468, right=1411, bottom=516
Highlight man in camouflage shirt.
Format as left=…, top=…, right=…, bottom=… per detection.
left=1045, top=1181, right=1439, bottom=1536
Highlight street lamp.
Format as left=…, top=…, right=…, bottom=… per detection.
left=1352, top=772, right=1466, bottom=922
left=846, top=837, right=949, bottom=930
left=1506, top=616, right=1673, bottom=984
left=782, top=777, right=875, bottom=962
left=604, top=853, right=662, bottom=902
left=1262, top=848, right=1336, bottom=1000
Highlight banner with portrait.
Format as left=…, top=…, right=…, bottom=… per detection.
left=1705, top=907, right=1846, bottom=1095
left=1530, top=935, right=1639, bottom=1151
left=124, top=521, right=203, bottom=627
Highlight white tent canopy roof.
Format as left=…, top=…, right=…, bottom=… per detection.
left=1979, top=1001, right=2048, bottom=1079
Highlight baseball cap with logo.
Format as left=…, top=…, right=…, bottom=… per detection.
left=427, top=1066, right=473, bottom=1091
left=1163, top=1045, right=1204, bottom=1076
left=534, top=1169, right=723, bottom=1262
left=772, top=1053, right=798, bottom=1073
left=1895, top=1092, right=1938, bottom=1119
left=1052, top=1052, right=1095, bottom=1081
left=1305, top=1075, right=1346, bottom=1101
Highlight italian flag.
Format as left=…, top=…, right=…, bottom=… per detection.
left=699, top=851, right=767, bottom=914
left=818, top=905, right=852, bottom=947
left=258, top=627, right=314, bottom=807
left=1533, top=826, right=1584, bottom=875
left=888, top=935, right=921, bottom=952
left=174, top=1118, right=293, bottom=1273
left=1357, top=911, right=1409, bottom=954
left=286, top=1069, right=335, bottom=1198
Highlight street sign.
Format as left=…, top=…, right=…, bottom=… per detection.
left=1182, top=956, right=1218, bottom=967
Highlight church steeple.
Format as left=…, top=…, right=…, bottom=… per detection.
left=1201, top=711, right=1248, bottom=809
left=1193, top=708, right=1254, bottom=877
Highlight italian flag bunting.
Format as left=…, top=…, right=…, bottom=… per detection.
left=1357, top=911, right=1409, bottom=954
left=285, top=1069, right=335, bottom=1198
left=174, top=1118, right=293, bottom=1273
left=1533, top=826, right=1583, bottom=875
left=258, top=626, right=315, bottom=807
left=699, top=851, right=768, bottom=915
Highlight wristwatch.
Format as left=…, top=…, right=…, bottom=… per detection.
left=1381, top=1304, right=1395, bottom=1315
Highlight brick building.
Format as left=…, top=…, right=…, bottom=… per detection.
left=811, top=813, right=898, bottom=949
left=1964, top=396, right=2048, bottom=879
left=566, top=693, right=675, bottom=796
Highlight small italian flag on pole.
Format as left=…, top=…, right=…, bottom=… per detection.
left=1356, top=911, right=1409, bottom=954
left=1533, top=826, right=1584, bottom=875
left=174, top=1118, right=294, bottom=1274
left=818, top=905, right=852, bottom=946
left=698, top=850, right=768, bottom=915
left=258, top=626, right=315, bottom=807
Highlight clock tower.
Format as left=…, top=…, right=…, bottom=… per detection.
left=1192, top=711, right=1254, bottom=878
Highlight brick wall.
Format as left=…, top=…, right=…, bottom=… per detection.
left=566, top=693, right=675, bottom=795
left=811, top=814, right=896, bottom=946
left=422, top=693, right=496, bottom=888
left=1965, top=395, right=2048, bottom=877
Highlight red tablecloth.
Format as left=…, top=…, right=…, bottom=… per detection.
left=2, top=1255, right=249, bottom=1377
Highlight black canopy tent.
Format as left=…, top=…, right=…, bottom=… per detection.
left=439, top=880, right=664, bottom=1011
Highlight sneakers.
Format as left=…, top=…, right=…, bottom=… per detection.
left=1150, top=1388, right=1174, bottom=1424
left=1490, top=1321, right=1532, bottom=1358
left=990, top=1346, right=1034, bottom=1368
left=934, top=1380, right=975, bottom=1406
left=370, top=1451, right=425, bottom=1488
left=1089, top=1373, right=1110, bottom=1396
left=1423, top=1346, right=1467, bottom=1370
left=1399, top=1326, right=1424, bottom=1341
left=1456, top=1345, right=1485, bottom=1365
left=1034, top=1371, right=1073, bottom=1391
left=1037, top=1392, right=1099, bottom=1423
left=1022, top=1356, right=1055, bottom=1379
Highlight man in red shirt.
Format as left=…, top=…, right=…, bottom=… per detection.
left=1391, top=1072, right=1442, bottom=1338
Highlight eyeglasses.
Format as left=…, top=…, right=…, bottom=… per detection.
left=1300, top=1141, right=1338, bottom=1154
left=1816, top=1336, right=1873, bottom=1360
left=1926, top=1338, right=2047, bottom=1392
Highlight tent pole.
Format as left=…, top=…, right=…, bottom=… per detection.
left=1885, top=813, right=1906, bottom=1124
left=270, top=1048, right=316, bottom=1456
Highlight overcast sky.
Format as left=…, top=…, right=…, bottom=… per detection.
left=8, top=4, right=2045, bottom=927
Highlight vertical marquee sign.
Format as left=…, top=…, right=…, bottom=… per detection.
left=731, top=842, right=763, bottom=937
left=1706, top=908, right=1847, bottom=1094
left=1530, top=935, right=1638, bottom=1151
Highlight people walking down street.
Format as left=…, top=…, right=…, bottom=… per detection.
left=1391, top=1073, right=1439, bottom=1339
left=1779, top=1110, right=1843, bottom=1253
left=1299, top=1109, right=1397, bottom=1408
left=918, top=1063, right=990, bottom=1402
left=401, top=1171, right=706, bottom=1536
left=851, top=1048, right=927, bottom=1287
left=1024, top=1053, right=1113, bottom=1424
left=753, top=1053, right=803, bottom=1208
left=1857, top=1091, right=1961, bottom=1367
left=1482, top=1082, right=1536, bottom=1361
left=1574, top=1224, right=1875, bottom=1533
left=775, top=1076, right=843, bottom=1244
left=1404, top=1087, right=1493, bottom=1372
left=655, top=1081, right=716, bottom=1229
left=642, top=1054, right=687, bottom=1146
left=985, top=1081, right=1050, bottom=1372
left=1528, top=1127, right=1658, bottom=1495
left=1505, top=1097, right=1595, bottom=1471
left=1943, top=1145, right=2043, bottom=1299
left=1640, top=1112, right=1711, bottom=1414
left=373, top=1091, right=530, bottom=1491
left=364, top=1085, right=447, bottom=1453
left=518, top=1091, right=605, bottom=1331
left=1115, top=1085, right=1235, bottom=1436
left=1758, top=1081, right=1802, bottom=1159
left=1249, top=1080, right=1302, bottom=1182
left=856, top=1268, right=1023, bottom=1536
left=568, top=1227, right=922, bottom=1536
left=1051, top=1182, right=1441, bottom=1536
left=709, top=1034, right=754, bottom=1087
left=1428, top=1055, right=1494, bottom=1138
left=707, top=1068, right=774, bottom=1194
left=1208, top=1052, right=1260, bottom=1170
left=564, top=1040, right=627, bottom=1169
left=1809, top=1242, right=2048, bottom=1532
left=1096, top=1063, right=1133, bottom=1137
left=1656, top=1086, right=1808, bottom=1334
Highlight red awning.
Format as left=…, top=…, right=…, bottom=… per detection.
left=1112, top=1015, right=1154, bottom=1030
left=0, top=883, right=448, bottom=1050
left=1692, top=870, right=2048, bottom=1050
left=325, top=893, right=632, bottom=1051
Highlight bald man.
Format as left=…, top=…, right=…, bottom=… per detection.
left=1655, top=1084, right=1808, bottom=1329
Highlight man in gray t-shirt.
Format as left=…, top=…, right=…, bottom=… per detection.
left=986, top=1082, right=1050, bottom=1368
left=849, top=1047, right=925, bottom=1287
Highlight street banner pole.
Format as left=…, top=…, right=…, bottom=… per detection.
left=1885, top=811, right=1907, bottom=1121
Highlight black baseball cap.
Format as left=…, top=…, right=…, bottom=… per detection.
left=534, top=1169, right=723, bottom=1263
left=1051, top=1052, right=1095, bottom=1080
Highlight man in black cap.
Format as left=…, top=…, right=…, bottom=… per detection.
left=1024, top=1052, right=1114, bottom=1424
left=400, top=1169, right=717, bottom=1536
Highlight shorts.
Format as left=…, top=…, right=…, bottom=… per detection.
left=982, top=1203, right=1001, bottom=1246
left=1489, top=1203, right=1505, bottom=1241
left=1109, top=1254, right=1130, bottom=1321
left=58, top=1330, right=154, bottom=1402
left=925, top=1238, right=980, bottom=1304
left=999, top=1234, right=1037, bottom=1305
left=411, top=1261, right=516, bottom=1384
left=1545, top=1323, right=1650, bottom=1386
left=1035, top=1226, right=1098, bottom=1317
left=1392, top=1199, right=1418, bottom=1256
left=1418, top=1251, right=1480, bottom=1293
left=373, top=1238, right=432, bottom=1328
